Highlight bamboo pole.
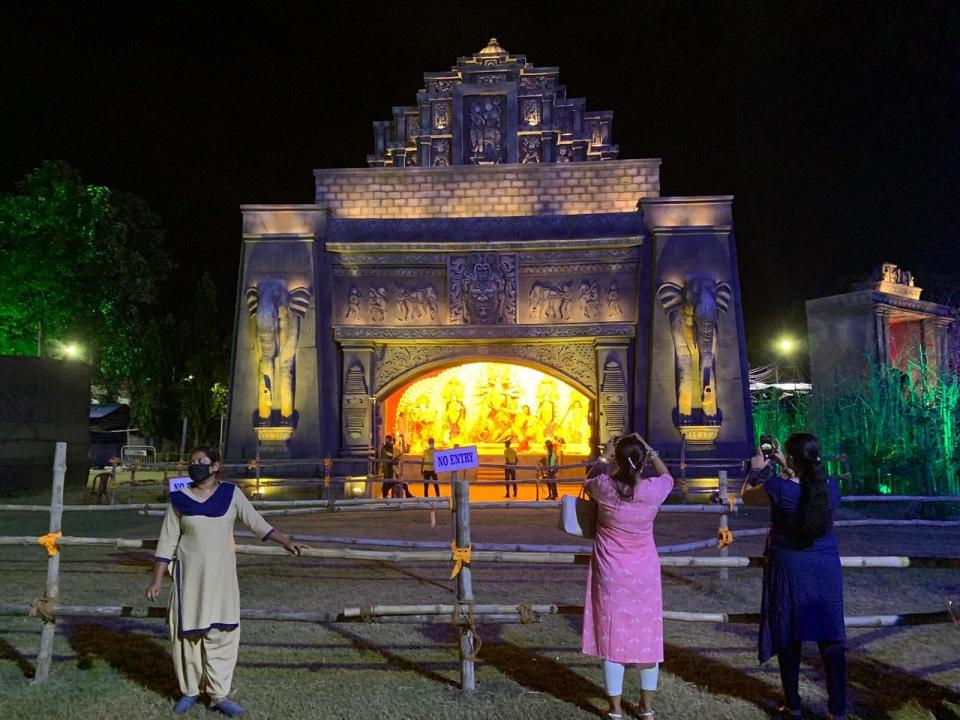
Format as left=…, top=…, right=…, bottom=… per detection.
left=450, top=469, right=476, bottom=693
left=0, top=604, right=539, bottom=625
left=718, top=470, right=729, bottom=583
left=32, top=442, right=66, bottom=685
left=5, top=534, right=957, bottom=569
left=339, top=603, right=557, bottom=617
left=0, top=603, right=950, bottom=628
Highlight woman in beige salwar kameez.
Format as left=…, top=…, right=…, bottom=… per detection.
left=146, top=447, right=307, bottom=717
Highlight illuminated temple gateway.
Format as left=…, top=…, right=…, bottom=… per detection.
left=226, top=39, right=755, bottom=468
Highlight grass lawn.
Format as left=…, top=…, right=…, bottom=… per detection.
left=1, top=486, right=959, bottom=719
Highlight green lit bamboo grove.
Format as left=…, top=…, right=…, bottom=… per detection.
left=753, top=351, right=960, bottom=496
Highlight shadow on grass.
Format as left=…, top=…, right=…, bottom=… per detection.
left=324, top=623, right=458, bottom=688
left=661, top=642, right=782, bottom=714
left=0, top=636, right=35, bottom=678
left=421, top=624, right=607, bottom=717
left=813, top=650, right=960, bottom=720
left=62, top=620, right=180, bottom=700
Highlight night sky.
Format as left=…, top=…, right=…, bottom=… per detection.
left=3, top=3, right=958, bottom=365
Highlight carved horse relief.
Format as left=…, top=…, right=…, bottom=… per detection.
left=657, top=275, right=732, bottom=426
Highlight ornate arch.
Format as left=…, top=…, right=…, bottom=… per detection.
left=374, top=342, right=597, bottom=398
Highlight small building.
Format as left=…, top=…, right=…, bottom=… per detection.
left=806, top=263, right=954, bottom=392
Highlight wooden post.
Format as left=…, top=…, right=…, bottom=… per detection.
left=718, top=470, right=729, bottom=583
left=680, top=436, right=688, bottom=504
left=451, top=470, right=476, bottom=694
left=127, top=462, right=135, bottom=504
left=255, top=441, right=262, bottom=499
left=109, top=463, right=118, bottom=506
left=33, top=441, right=66, bottom=684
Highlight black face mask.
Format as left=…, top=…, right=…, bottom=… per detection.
left=188, top=463, right=212, bottom=483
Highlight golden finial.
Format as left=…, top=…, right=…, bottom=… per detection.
left=479, top=37, right=507, bottom=55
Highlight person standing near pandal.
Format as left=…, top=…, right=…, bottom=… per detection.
left=380, top=434, right=399, bottom=498
left=581, top=434, right=674, bottom=720
left=740, top=432, right=847, bottom=720
left=544, top=439, right=559, bottom=500
left=421, top=437, right=440, bottom=497
left=145, top=446, right=309, bottom=717
left=503, top=438, right=518, bottom=498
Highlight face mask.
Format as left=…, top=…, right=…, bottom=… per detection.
left=188, top=463, right=212, bottom=483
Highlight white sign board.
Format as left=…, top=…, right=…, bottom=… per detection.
left=433, top=445, right=479, bottom=473
left=168, top=476, right=191, bottom=493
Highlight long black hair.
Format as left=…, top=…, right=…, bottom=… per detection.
left=785, top=432, right=832, bottom=544
left=611, top=435, right=646, bottom=500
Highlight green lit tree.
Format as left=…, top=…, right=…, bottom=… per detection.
left=0, top=161, right=171, bottom=392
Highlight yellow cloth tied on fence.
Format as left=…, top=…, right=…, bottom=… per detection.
left=717, top=527, right=734, bottom=549
left=37, top=531, right=62, bottom=557
left=450, top=541, right=472, bottom=578
left=726, top=494, right=737, bottom=512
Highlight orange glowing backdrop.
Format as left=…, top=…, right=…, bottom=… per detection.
left=384, top=362, right=591, bottom=455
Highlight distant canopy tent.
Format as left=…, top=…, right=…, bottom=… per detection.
left=89, top=404, right=131, bottom=467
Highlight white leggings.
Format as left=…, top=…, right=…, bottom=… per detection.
left=602, top=659, right=659, bottom=696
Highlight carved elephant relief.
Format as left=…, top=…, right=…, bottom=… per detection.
left=657, top=275, right=732, bottom=425
left=245, top=278, right=312, bottom=424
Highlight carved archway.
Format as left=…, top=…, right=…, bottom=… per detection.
left=381, top=359, right=594, bottom=456
left=374, top=342, right=597, bottom=398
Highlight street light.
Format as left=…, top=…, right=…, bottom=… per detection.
left=774, top=336, right=797, bottom=355
left=63, top=343, right=80, bottom=359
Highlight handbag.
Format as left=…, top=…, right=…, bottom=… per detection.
left=558, top=484, right=597, bottom=539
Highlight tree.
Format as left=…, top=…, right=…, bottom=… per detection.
left=180, top=272, right=229, bottom=447
left=128, top=315, right=180, bottom=446
left=0, top=161, right=171, bottom=391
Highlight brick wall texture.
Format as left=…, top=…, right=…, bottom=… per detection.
left=314, top=159, right=661, bottom=219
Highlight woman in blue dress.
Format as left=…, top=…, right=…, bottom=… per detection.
left=741, top=432, right=846, bottom=719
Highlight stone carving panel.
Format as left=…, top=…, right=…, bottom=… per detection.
left=343, top=362, right=369, bottom=441
left=394, top=283, right=439, bottom=322
left=521, top=98, right=541, bottom=126
left=466, top=96, right=506, bottom=164
left=245, top=279, right=312, bottom=426
left=449, top=252, right=517, bottom=324
left=374, top=343, right=597, bottom=395
left=431, top=138, right=450, bottom=166
left=606, top=282, right=623, bottom=318
left=657, top=275, right=733, bottom=428
left=345, top=285, right=361, bottom=321
left=529, top=280, right=574, bottom=321
left=335, top=323, right=635, bottom=341
left=578, top=280, right=601, bottom=320
left=599, top=359, right=628, bottom=439
left=432, top=102, right=451, bottom=130
left=368, top=286, right=388, bottom=322
left=520, top=136, right=542, bottom=164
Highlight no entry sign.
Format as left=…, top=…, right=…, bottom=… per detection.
left=433, top=445, right=479, bottom=473
left=169, top=476, right=191, bottom=493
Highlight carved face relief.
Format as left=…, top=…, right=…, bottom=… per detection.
left=449, top=253, right=517, bottom=324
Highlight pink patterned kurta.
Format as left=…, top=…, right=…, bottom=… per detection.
left=581, top=472, right=674, bottom=663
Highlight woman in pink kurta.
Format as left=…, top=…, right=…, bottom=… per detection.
left=582, top=434, right=674, bottom=720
